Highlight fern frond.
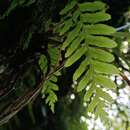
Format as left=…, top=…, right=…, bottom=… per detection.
left=41, top=72, right=61, bottom=113
left=58, top=0, right=120, bottom=121
left=39, top=46, right=61, bottom=112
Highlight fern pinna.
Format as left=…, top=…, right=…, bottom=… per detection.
left=39, top=46, right=61, bottom=113
left=58, top=1, right=120, bottom=121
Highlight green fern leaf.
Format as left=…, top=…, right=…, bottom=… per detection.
left=49, top=75, right=58, bottom=82
left=41, top=72, right=60, bottom=113
left=85, top=35, right=117, bottom=48
left=45, top=90, right=58, bottom=113
left=54, top=71, right=61, bottom=76
left=72, top=9, right=80, bottom=22
left=62, top=23, right=82, bottom=50
left=77, top=67, right=93, bottom=92
left=60, top=19, right=73, bottom=35
left=95, top=101, right=107, bottom=119
left=96, top=88, right=113, bottom=102
left=48, top=47, right=60, bottom=67
left=79, top=1, right=106, bottom=12
left=47, top=82, right=59, bottom=91
left=94, top=75, right=116, bottom=89
left=65, top=35, right=83, bottom=57
left=85, top=24, right=116, bottom=35
left=99, top=109, right=108, bottom=122
left=87, top=96, right=99, bottom=113
left=92, top=60, right=120, bottom=75
left=60, top=0, right=77, bottom=15
left=58, top=0, right=119, bottom=121
left=38, top=55, right=48, bottom=74
left=65, top=45, right=87, bottom=67
left=89, top=47, right=115, bottom=62
left=84, top=84, right=95, bottom=101
left=73, top=58, right=89, bottom=81
left=80, top=12, right=111, bottom=24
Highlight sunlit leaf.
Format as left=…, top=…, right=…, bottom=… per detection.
left=85, top=24, right=116, bottom=35
left=84, top=84, right=95, bottom=101
left=77, top=67, right=93, bottom=92
left=65, top=46, right=87, bottom=67
left=95, top=75, right=117, bottom=89
left=73, top=58, right=89, bottom=81
left=89, top=47, right=115, bottom=62
left=85, top=35, right=117, bottom=48
left=62, top=23, right=82, bottom=50
left=92, top=60, right=120, bottom=75
left=80, top=12, right=111, bottom=24
left=96, top=88, right=113, bottom=102
left=87, top=96, right=99, bottom=113
left=65, top=35, right=83, bottom=57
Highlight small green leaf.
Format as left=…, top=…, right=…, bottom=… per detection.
left=60, top=1, right=77, bottom=15
left=48, top=82, right=59, bottom=91
left=79, top=1, right=106, bottom=12
left=45, top=90, right=58, bottom=113
left=80, top=12, right=111, bottom=24
left=95, top=101, right=105, bottom=115
left=95, top=75, right=116, bottom=89
left=65, top=35, right=83, bottom=57
left=48, top=47, right=59, bottom=66
left=54, top=71, right=61, bottom=76
left=98, top=109, right=108, bottom=123
left=73, top=58, right=89, bottom=81
left=41, top=73, right=59, bottom=113
left=60, top=19, right=73, bottom=35
left=41, top=81, right=48, bottom=95
left=65, top=46, right=87, bottom=67
left=38, top=55, right=48, bottom=74
left=49, top=75, right=58, bottom=82
left=85, top=24, right=116, bottom=35
left=92, top=60, right=120, bottom=75
left=84, top=84, right=95, bottom=101
left=89, top=47, right=115, bottom=62
left=87, top=96, right=99, bottom=113
left=96, top=88, right=113, bottom=102
left=62, top=23, right=82, bottom=50
left=77, top=67, right=93, bottom=92
left=85, top=35, right=117, bottom=48
left=73, top=9, right=80, bottom=22
left=95, top=101, right=107, bottom=119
